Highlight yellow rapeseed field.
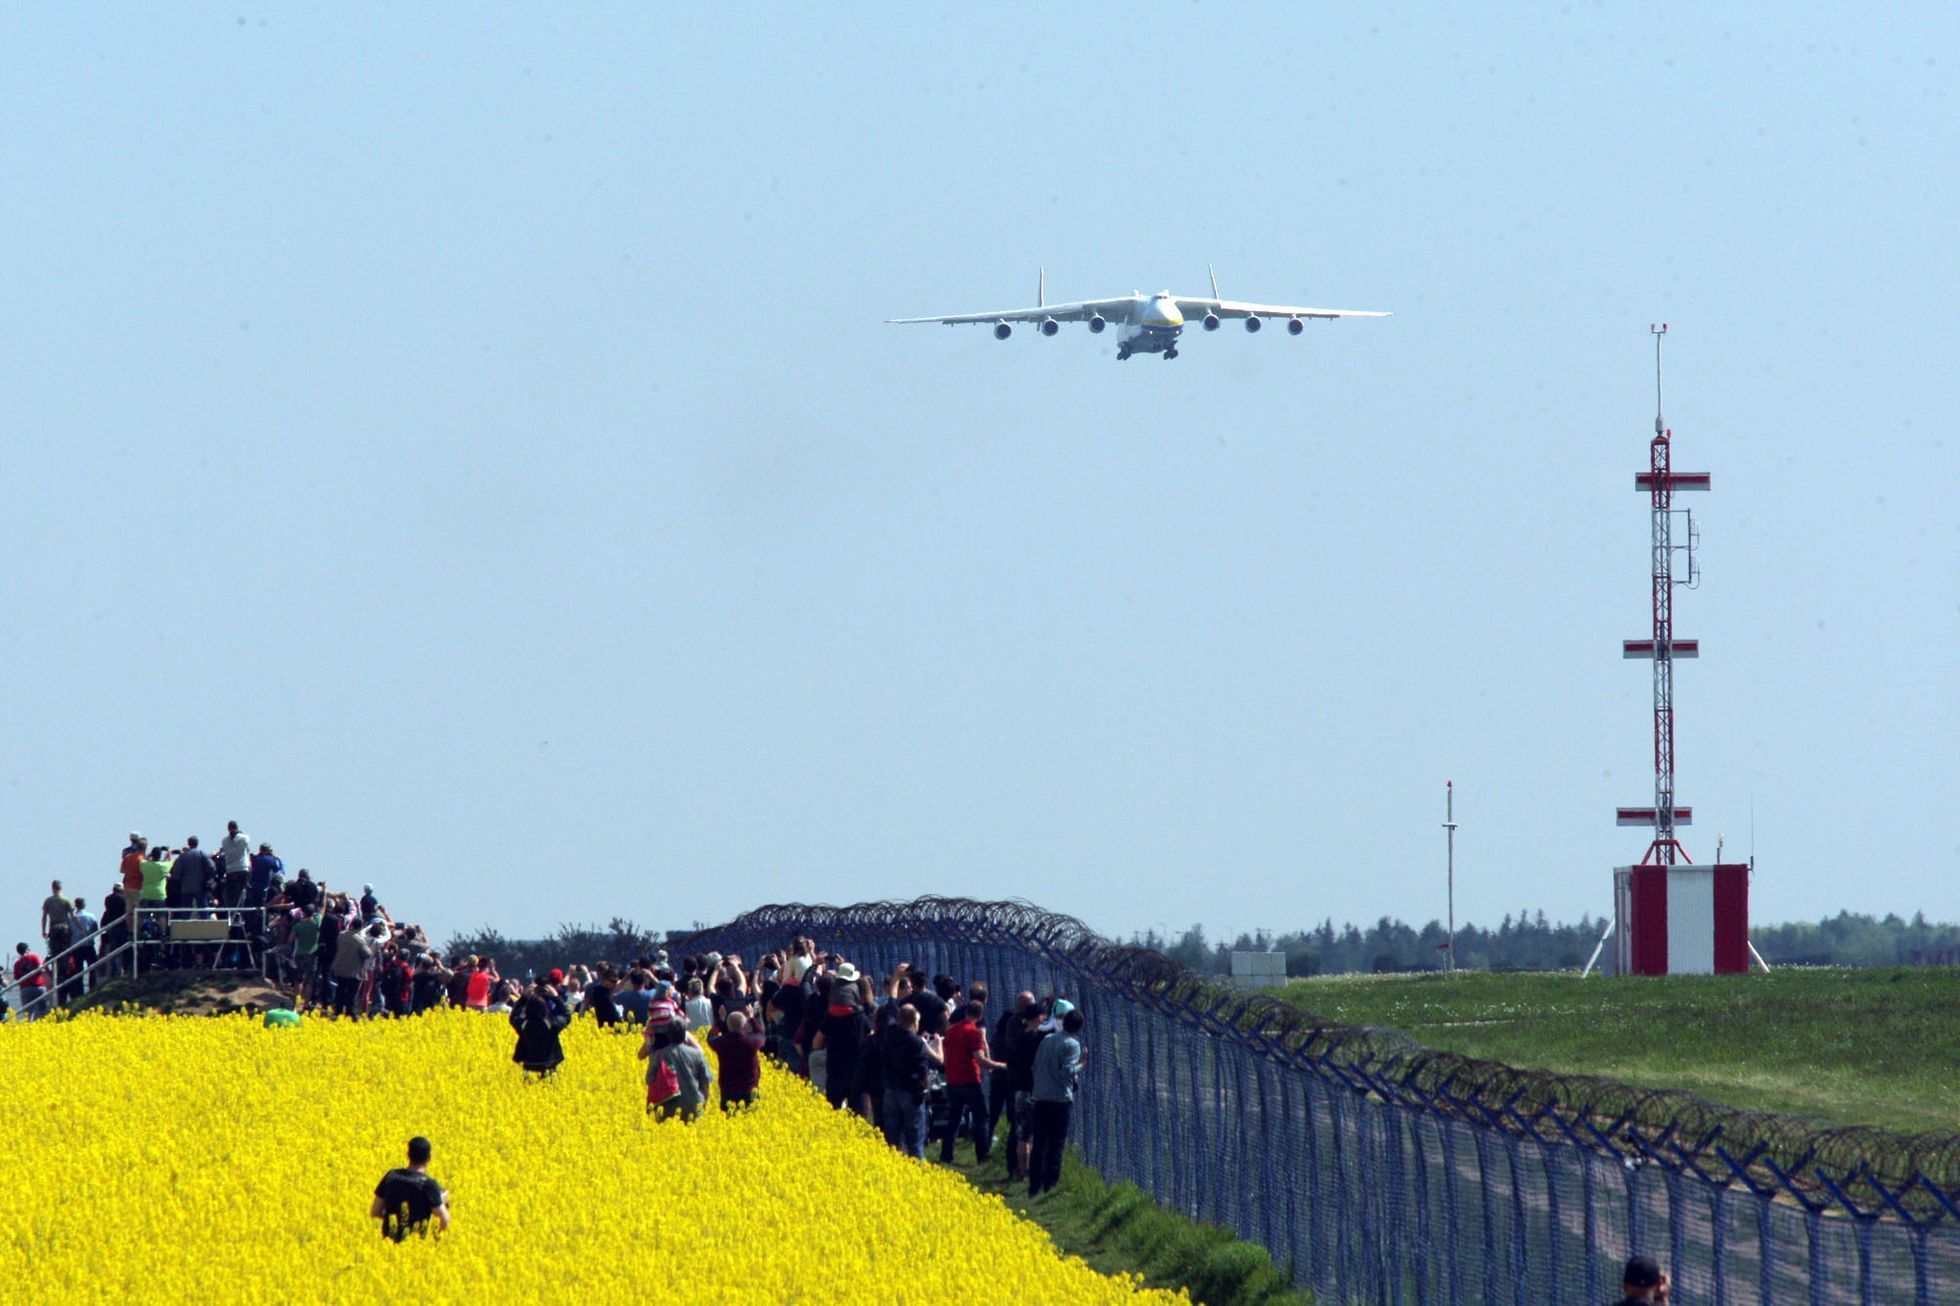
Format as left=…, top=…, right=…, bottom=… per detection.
left=0, top=1008, right=1180, bottom=1304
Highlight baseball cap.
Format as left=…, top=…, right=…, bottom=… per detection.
left=546, top=968, right=565, bottom=985
left=1623, top=1254, right=1662, bottom=1288
left=1051, top=999, right=1076, bottom=1018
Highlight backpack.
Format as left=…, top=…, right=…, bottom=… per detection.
left=649, top=1054, right=680, bottom=1103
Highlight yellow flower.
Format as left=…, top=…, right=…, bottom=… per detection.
left=0, top=1010, right=1181, bottom=1304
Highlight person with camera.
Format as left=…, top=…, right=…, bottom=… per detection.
left=510, top=970, right=572, bottom=1076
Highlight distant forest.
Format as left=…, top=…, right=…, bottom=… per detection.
left=1129, top=910, right=1960, bottom=976
left=442, top=910, right=1960, bottom=979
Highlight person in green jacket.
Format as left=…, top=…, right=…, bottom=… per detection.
left=292, top=904, right=324, bottom=1004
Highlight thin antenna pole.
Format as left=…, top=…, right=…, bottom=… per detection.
left=1654, top=322, right=1666, bottom=436
left=1443, top=780, right=1458, bottom=972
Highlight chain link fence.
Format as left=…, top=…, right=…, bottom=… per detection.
left=669, top=897, right=1960, bottom=1304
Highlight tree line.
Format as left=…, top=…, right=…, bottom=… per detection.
left=440, top=910, right=1960, bottom=980
left=1130, top=909, right=1960, bottom=976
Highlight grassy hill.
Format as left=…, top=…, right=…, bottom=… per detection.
left=1276, top=967, right=1960, bottom=1135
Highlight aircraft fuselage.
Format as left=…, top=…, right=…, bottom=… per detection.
left=1116, top=293, right=1186, bottom=361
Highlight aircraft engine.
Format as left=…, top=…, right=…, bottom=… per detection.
left=1202, top=313, right=1221, bottom=331
left=1244, top=316, right=1262, bottom=333
left=1088, top=315, right=1107, bottom=333
left=993, top=321, right=1013, bottom=340
left=1040, top=318, right=1060, bottom=337
left=1287, top=317, right=1305, bottom=336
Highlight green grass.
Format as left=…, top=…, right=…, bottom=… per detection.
left=943, top=1148, right=1311, bottom=1305
left=1276, top=967, right=1960, bottom=1134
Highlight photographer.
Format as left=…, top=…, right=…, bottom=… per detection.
left=510, top=971, right=571, bottom=1076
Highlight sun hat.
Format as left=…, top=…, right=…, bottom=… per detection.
left=832, top=962, right=860, bottom=984
left=1051, top=999, right=1076, bottom=1018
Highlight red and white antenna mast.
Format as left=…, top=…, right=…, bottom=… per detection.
left=1617, top=324, right=1708, bottom=864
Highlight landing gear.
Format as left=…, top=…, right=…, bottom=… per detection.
left=1163, top=348, right=1179, bottom=360
left=1117, top=347, right=1131, bottom=361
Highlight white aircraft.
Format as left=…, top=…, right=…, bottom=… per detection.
left=890, top=267, right=1389, bottom=361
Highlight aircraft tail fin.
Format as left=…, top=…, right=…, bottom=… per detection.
left=1038, top=267, right=1045, bottom=308
left=1209, top=262, right=1220, bottom=301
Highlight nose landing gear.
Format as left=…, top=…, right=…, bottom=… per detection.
left=1163, top=348, right=1179, bottom=360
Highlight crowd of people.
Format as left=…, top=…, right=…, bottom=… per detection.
left=17, top=835, right=1088, bottom=1195
left=11, top=826, right=446, bottom=1019
left=521, top=937, right=1091, bottom=1193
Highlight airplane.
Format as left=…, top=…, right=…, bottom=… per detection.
left=889, top=266, right=1389, bottom=361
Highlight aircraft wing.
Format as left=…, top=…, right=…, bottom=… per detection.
left=888, top=297, right=1135, bottom=325
left=1173, top=297, right=1390, bottom=321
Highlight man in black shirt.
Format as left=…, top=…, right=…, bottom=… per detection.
left=990, top=990, right=1035, bottom=1177
left=878, top=1004, right=942, bottom=1159
left=371, top=1136, right=451, bottom=1240
left=899, top=969, right=950, bottom=1036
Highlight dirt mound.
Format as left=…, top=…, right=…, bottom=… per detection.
left=70, top=972, right=299, bottom=1018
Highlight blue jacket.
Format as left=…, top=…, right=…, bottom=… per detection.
left=1031, top=1031, right=1083, bottom=1103
left=248, top=852, right=283, bottom=891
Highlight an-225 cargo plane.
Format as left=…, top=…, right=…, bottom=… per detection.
left=890, top=267, right=1389, bottom=361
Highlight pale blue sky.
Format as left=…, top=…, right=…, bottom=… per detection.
left=3, top=6, right=1954, bottom=947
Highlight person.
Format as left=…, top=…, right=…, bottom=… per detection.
left=447, top=956, right=477, bottom=1008
left=359, top=883, right=379, bottom=921
left=330, top=917, right=377, bottom=1017
left=466, top=957, right=498, bottom=1011
left=1612, top=1253, right=1671, bottom=1305
left=291, top=903, right=324, bottom=1003
left=486, top=980, right=518, bottom=1015
left=98, top=885, right=128, bottom=980
left=940, top=999, right=1004, bottom=1164
left=12, top=943, right=50, bottom=1021
left=616, top=969, right=655, bottom=1025
left=118, top=835, right=147, bottom=918
left=1005, top=999, right=1051, bottom=1181
left=681, top=977, right=714, bottom=1032
left=381, top=945, right=414, bottom=1018
left=246, top=843, right=282, bottom=909
left=812, top=963, right=871, bottom=1111
left=173, top=837, right=217, bottom=915
left=510, top=978, right=570, bottom=1075
left=137, top=847, right=171, bottom=966
left=990, top=990, right=1035, bottom=1176
left=640, top=1009, right=715, bottom=1120
left=40, top=881, right=75, bottom=963
left=64, top=898, right=99, bottom=1001
left=287, top=867, right=319, bottom=913
left=583, top=966, right=624, bottom=1027
left=707, top=1009, right=766, bottom=1111
left=411, top=954, right=451, bottom=1014
left=218, top=820, right=252, bottom=907
left=1028, top=1007, right=1085, bottom=1197
left=371, top=1136, right=451, bottom=1240
left=879, top=1004, right=942, bottom=1158
left=898, top=966, right=950, bottom=1036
